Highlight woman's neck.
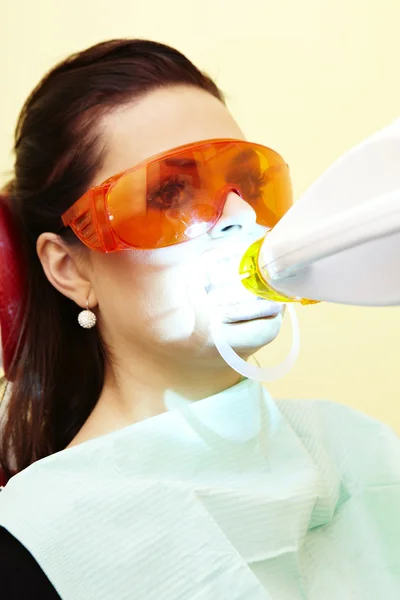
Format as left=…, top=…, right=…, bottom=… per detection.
left=67, top=353, right=242, bottom=448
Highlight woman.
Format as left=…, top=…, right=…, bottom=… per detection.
left=1, top=39, right=400, bottom=600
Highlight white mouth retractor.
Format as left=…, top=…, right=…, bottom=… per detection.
left=202, top=239, right=300, bottom=382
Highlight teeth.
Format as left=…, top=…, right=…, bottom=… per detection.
left=201, top=235, right=276, bottom=323
left=207, top=281, right=252, bottom=305
left=206, top=280, right=282, bottom=323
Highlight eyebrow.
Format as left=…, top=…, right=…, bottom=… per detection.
left=164, top=158, right=200, bottom=168
left=229, top=148, right=259, bottom=165
left=162, top=148, right=259, bottom=169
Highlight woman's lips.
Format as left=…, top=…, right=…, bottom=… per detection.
left=219, top=298, right=283, bottom=324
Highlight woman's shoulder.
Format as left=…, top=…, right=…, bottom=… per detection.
left=275, top=397, right=400, bottom=485
left=0, top=526, right=61, bottom=599
left=276, top=396, right=399, bottom=438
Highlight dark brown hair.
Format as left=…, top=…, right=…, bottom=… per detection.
left=0, top=39, right=224, bottom=479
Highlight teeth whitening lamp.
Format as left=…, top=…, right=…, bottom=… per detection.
left=241, top=118, right=400, bottom=307
left=209, top=118, right=400, bottom=381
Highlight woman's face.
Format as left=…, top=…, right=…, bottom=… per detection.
left=87, top=86, right=283, bottom=368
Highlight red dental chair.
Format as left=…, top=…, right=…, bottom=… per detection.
left=0, top=194, right=25, bottom=486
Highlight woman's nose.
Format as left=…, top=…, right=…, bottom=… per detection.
left=208, top=192, right=257, bottom=239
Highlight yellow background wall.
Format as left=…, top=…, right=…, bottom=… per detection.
left=1, top=1, right=400, bottom=429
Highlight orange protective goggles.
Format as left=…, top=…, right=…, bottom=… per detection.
left=61, top=138, right=293, bottom=252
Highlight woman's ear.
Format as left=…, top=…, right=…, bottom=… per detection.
left=36, top=233, right=97, bottom=308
